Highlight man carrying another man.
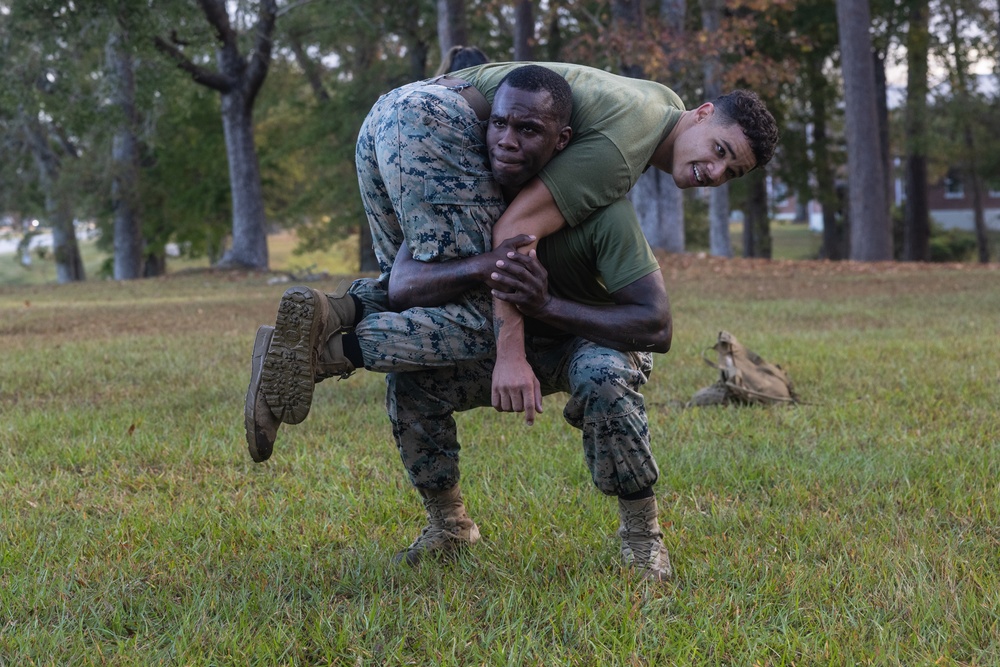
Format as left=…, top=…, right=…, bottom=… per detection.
left=245, top=64, right=778, bottom=581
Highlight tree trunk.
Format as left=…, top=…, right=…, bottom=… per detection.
left=154, top=0, right=277, bottom=270
left=408, top=39, right=429, bottom=81
left=514, top=0, right=534, bottom=61
left=611, top=0, right=686, bottom=254
left=702, top=0, right=731, bottom=257
left=436, top=0, right=468, bottom=58
left=902, top=0, right=930, bottom=261
left=23, top=114, right=84, bottom=282
left=661, top=0, right=685, bottom=30
left=48, top=192, right=85, bottom=283
left=107, top=28, right=144, bottom=281
left=836, top=0, right=891, bottom=261
left=401, top=2, right=429, bottom=81
left=659, top=0, right=687, bottom=253
left=611, top=0, right=644, bottom=77
left=707, top=186, right=731, bottom=256
left=808, top=56, right=843, bottom=260
left=742, top=168, right=770, bottom=258
left=218, top=87, right=269, bottom=269
left=359, top=221, right=379, bottom=273
left=545, top=8, right=563, bottom=61
left=946, top=3, right=991, bottom=263
left=288, top=33, right=330, bottom=104
left=630, top=170, right=684, bottom=253
left=144, top=252, right=167, bottom=277
left=964, top=127, right=990, bottom=263
left=873, top=49, right=893, bottom=214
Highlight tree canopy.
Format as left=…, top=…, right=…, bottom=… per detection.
left=0, top=0, right=997, bottom=281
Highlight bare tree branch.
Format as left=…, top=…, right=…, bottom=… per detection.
left=198, top=0, right=236, bottom=44
left=153, top=36, right=233, bottom=92
left=277, top=0, right=319, bottom=18
left=246, top=0, right=278, bottom=97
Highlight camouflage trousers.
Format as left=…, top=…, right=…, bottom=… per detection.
left=387, top=337, right=660, bottom=497
left=353, top=78, right=505, bottom=351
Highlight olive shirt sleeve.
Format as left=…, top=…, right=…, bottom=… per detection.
left=535, top=133, right=635, bottom=228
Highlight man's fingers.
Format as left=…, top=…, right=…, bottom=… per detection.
left=523, top=391, right=536, bottom=425
left=524, top=380, right=543, bottom=425
left=511, top=234, right=536, bottom=249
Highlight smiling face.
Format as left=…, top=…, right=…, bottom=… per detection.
left=487, top=85, right=572, bottom=198
left=665, top=103, right=757, bottom=189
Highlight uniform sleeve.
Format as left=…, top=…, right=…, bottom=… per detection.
left=537, top=133, right=635, bottom=228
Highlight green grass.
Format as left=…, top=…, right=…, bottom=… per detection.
left=2, top=260, right=1000, bottom=665
left=0, top=231, right=361, bottom=286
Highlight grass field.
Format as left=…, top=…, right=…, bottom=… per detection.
left=2, top=254, right=1000, bottom=665
left=0, top=231, right=361, bottom=286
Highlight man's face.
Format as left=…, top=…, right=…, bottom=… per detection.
left=487, top=85, right=571, bottom=192
left=670, top=103, right=756, bottom=189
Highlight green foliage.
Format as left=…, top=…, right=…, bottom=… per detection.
left=928, top=227, right=980, bottom=262
left=138, top=85, right=232, bottom=263
left=891, top=205, right=990, bottom=263
left=2, top=0, right=998, bottom=275
left=3, top=263, right=1000, bottom=664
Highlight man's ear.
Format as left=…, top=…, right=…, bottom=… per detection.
left=694, top=102, right=715, bottom=123
left=555, top=126, right=573, bottom=152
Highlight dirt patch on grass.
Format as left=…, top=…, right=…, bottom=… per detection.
left=657, top=252, right=1000, bottom=300
left=2, top=259, right=996, bottom=346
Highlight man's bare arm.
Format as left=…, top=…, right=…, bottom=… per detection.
left=491, top=249, right=672, bottom=353
left=388, top=235, right=536, bottom=311
left=489, top=177, right=567, bottom=425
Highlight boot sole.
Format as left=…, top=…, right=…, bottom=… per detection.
left=262, top=286, right=319, bottom=425
left=245, top=325, right=277, bottom=462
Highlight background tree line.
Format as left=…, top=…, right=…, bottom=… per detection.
left=0, top=0, right=997, bottom=282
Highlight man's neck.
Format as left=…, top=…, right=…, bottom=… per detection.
left=648, top=108, right=696, bottom=172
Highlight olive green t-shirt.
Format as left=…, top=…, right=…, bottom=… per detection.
left=455, top=62, right=685, bottom=228
left=526, top=197, right=661, bottom=337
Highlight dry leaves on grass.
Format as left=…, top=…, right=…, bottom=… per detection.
left=656, top=252, right=1000, bottom=300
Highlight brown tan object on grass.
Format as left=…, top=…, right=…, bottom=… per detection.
left=688, top=331, right=799, bottom=407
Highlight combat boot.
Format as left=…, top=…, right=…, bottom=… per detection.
left=260, top=285, right=356, bottom=425
left=244, top=325, right=280, bottom=462
left=394, top=485, right=481, bottom=565
left=618, top=496, right=673, bottom=582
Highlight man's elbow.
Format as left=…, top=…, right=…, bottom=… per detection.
left=622, top=316, right=671, bottom=353
left=648, top=315, right=672, bottom=354
left=646, top=330, right=671, bottom=354
left=387, top=292, right=407, bottom=312
left=387, top=283, right=412, bottom=311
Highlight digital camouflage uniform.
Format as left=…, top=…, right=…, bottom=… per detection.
left=351, top=79, right=503, bottom=370
left=350, top=77, right=660, bottom=499
left=387, top=337, right=658, bottom=497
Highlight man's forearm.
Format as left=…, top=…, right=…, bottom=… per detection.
left=494, top=297, right=527, bottom=360
left=491, top=178, right=566, bottom=250
left=388, top=243, right=492, bottom=311
left=531, top=297, right=672, bottom=353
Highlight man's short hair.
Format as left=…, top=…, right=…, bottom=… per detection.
left=712, top=90, right=779, bottom=169
left=496, top=65, right=573, bottom=126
